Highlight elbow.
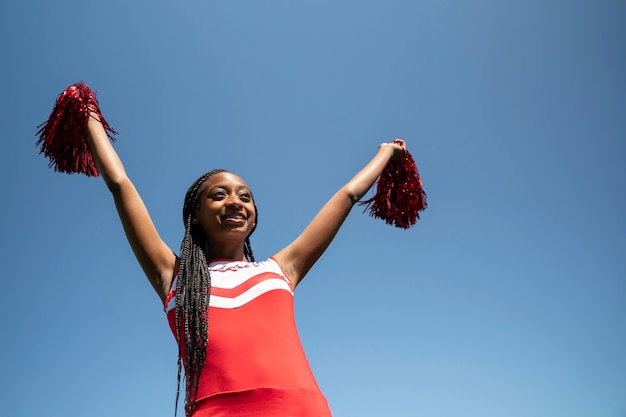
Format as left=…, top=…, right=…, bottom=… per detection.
left=103, top=171, right=130, bottom=195
left=343, top=185, right=365, bottom=205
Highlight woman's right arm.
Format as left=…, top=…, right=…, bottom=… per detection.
left=87, top=113, right=177, bottom=301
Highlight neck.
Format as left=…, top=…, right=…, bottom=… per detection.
left=205, top=240, right=247, bottom=262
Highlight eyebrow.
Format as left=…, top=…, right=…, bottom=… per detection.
left=208, top=184, right=251, bottom=192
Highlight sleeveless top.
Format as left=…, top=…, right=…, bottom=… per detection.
left=164, top=258, right=331, bottom=415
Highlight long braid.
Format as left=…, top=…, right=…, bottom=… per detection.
left=244, top=237, right=255, bottom=263
left=173, top=169, right=257, bottom=417
left=244, top=202, right=258, bottom=262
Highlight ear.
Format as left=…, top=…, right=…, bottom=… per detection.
left=192, top=207, right=200, bottom=224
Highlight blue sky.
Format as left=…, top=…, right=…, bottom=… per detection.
left=1, top=1, right=625, bottom=416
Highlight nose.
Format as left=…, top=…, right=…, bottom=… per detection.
left=225, top=193, right=243, bottom=207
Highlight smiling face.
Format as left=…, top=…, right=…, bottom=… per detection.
left=193, top=172, right=257, bottom=252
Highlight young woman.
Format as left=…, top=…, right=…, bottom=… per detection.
left=85, top=111, right=408, bottom=417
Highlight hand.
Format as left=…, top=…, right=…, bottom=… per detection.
left=380, top=138, right=407, bottom=161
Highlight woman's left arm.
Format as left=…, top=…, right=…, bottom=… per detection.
left=274, top=139, right=407, bottom=288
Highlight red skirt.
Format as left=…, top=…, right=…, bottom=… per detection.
left=193, top=388, right=332, bottom=417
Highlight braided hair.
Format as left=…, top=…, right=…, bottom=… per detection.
left=174, top=169, right=257, bottom=417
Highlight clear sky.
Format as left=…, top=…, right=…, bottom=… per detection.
left=1, top=1, right=625, bottom=416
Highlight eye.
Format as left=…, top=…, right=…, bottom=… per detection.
left=239, top=193, right=252, bottom=202
left=211, top=190, right=227, bottom=200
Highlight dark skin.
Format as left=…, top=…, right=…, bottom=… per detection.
left=192, top=172, right=256, bottom=261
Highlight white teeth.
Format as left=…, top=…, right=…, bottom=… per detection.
left=224, top=214, right=245, bottom=220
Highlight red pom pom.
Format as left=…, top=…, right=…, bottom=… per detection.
left=360, top=150, right=427, bottom=229
left=36, top=82, right=116, bottom=177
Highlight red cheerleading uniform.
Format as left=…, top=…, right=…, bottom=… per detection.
left=164, top=257, right=332, bottom=417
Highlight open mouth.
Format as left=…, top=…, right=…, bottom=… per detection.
left=221, top=213, right=247, bottom=222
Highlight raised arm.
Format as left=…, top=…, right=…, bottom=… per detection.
left=274, top=139, right=407, bottom=288
left=87, top=113, right=177, bottom=301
